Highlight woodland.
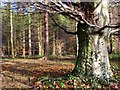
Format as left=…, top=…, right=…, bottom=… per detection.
left=1, top=0, right=120, bottom=89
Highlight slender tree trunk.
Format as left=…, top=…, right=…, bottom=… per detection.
left=22, top=24, right=26, bottom=58
left=14, top=29, right=17, bottom=57
left=44, top=0, right=49, bottom=58
left=58, top=44, right=62, bottom=57
left=75, top=22, right=78, bottom=56
left=19, top=5, right=26, bottom=58
left=28, top=2, right=32, bottom=57
left=38, top=31, right=42, bottom=56
left=37, top=18, right=43, bottom=56
left=10, top=3, right=14, bottom=58
left=52, top=30, right=56, bottom=55
left=8, top=36, right=10, bottom=57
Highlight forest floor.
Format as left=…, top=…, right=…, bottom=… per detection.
left=1, top=57, right=75, bottom=88
left=1, top=57, right=120, bottom=89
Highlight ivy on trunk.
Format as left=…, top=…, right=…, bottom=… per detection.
left=72, top=22, right=113, bottom=79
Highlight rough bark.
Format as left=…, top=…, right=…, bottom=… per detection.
left=72, top=23, right=91, bottom=75
left=73, top=23, right=113, bottom=79
left=72, top=0, right=113, bottom=79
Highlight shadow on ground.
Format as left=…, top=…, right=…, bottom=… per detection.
left=1, top=58, right=75, bottom=88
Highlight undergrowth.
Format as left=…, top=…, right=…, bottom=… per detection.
left=33, top=71, right=120, bottom=89
left=109, top=53, right=120, bottom=61
left=31, top=54, right=120, bottom=89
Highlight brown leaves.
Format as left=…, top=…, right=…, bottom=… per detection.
left=2, top=59, right=74, bottom=88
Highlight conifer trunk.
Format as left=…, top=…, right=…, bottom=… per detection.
left=8, top=36, right=10, bottom=57
left=22, top=24, right=26, bottom=58
left=10, top=3, right=14, bottom=58
left=28, top=2, right=32, bottom=57
left=20, top=8, right=26, bottom=58
left=37, top=18, right=43, bottom=56
left=44, top=0, right=49, bottom=58
left=52, top=30, right=56, bottom=55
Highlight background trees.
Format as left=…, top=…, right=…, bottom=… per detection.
left=1, top=2, right=76, bottom=58
left=1, top=2, right=119, bottom=57
left=109, top=2, right=120, bottom=53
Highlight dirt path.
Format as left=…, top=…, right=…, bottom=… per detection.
left=1, top=59, right=75, bottom=88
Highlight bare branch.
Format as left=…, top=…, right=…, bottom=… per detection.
left=48, top=14, right=77, bottom=35
left=35, top=2, right=97, bottom=27
left=92, top=24, right=120, bottom=34
left=111, top=29, right=120, bottom=33
left=112, top=33, right=120, bottom=36
left=100, top=24, right=120, bottom=31
left=53, top=2, right=96, bottom=27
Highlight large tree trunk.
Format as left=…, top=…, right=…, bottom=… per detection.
left=72, top=0, right=113, bottom=79
left=73, top=22, right=113, bottom=79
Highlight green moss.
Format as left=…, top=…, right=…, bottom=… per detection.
left=109, top=53, right=120, bottom=61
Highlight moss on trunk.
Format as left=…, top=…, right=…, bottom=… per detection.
left=72, top=22, right=92, bottom=76
left=72, top=22, right=113, bottom=79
